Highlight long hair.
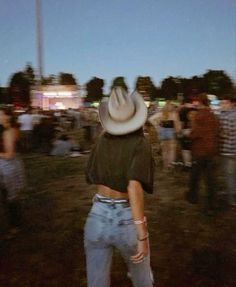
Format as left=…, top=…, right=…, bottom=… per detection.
left=197, top=93, right=210, bottom=107
left=161, top=101, right=175, bottom=120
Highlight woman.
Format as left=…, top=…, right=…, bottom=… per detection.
left=0, top=107, right=25, bottom=236
left=149, top=100, right=181, bottom=171
left=85, top=87, right=154, bottom=287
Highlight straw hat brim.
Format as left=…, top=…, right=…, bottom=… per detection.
left=99, top=92, right=147, bottom=135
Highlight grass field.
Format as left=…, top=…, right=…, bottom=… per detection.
left=0, top=131, right=236, bottom=287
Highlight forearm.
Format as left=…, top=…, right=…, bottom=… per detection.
left=128, top=180, right=148, bottom=239
left=148, top=114, right=159, bottom=127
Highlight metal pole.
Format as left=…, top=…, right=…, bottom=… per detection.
left=36, top=0, right=43, bottom=85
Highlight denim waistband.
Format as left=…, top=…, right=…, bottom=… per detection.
left=94, top=194, right=129, bottom=207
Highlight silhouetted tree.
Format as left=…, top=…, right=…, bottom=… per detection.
left=0, top=87, right=4, bottom=104
left=111, top=77, right=128, bottom=91
left=202, top=70, right=233, bottom=98
left=135, top=76, right=158, bottom=101
left=24, top=63, right=35, bottom=86
left=0, top=87, right=10, bottom=104
left=9, top=72, right=31, bottom=108
left=41, top=74, right=57, bottom=85
left=182, top=76, right=205, bottom=101
left=0, top=87, right=3, bottom=104
left=160, top=77, right=181, bottom=100
left=85, top=77, right=104, bottom=102
left=58, top=73, right=77, bottom=85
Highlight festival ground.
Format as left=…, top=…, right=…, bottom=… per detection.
left=0, top=147, right=236, bottom=287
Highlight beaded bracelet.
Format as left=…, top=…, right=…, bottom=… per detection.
left=138, top=233, right=149, bottom=241
left=134, top=216, right=147, bottom=225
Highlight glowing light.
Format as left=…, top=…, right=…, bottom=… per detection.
left=43, top=92, right=57, bottom=96
left=43, top=91, right=74, bottom=97
left=144, top=101, right=150, bottom=107
left=55, top=102, right=66, bottom=110
left=58, top=92, right=72, bottom=96
left=91, top=102, right=99, bottom=107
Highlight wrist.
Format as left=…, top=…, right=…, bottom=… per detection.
left=134, top=216, right=146, bottom=225
left=137, top=232, right=149, bottom=241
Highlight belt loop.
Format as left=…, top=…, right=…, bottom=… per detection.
left=110, top=199, right=116, bottom=209
left=93, top=195, right=98, bottom=203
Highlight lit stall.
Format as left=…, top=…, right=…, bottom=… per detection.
left=31, top=85, right=83, bottom=110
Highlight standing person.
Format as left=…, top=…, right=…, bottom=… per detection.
left=0, top=107, right=25, bottom=237
left=149, top=100, right=181, bottom=171
left=185, top=93, right=219, bottom=215
left=218, top=95, right=236, bottom=207
left=17, top=108, right=35, bottom=152
left=85, top=87, right=154, bottom=287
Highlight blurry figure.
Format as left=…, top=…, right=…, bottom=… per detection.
left=218, top=95, right=236, bottom=207
left=185, top=93, right=219, bottom=215
left=31, top=108, right=45, bottom=125
left=0, top=107, right=25, bottom=237
left=148, top=102, right=158, bottom=117
left=17, top=108, right=35, bottom=153
left=34, top=116, right=56, bottom=154
left=73, top=109, right=81, bottom=129
left=179, top=98, right=197, bottom=169
left=53, top=110, right=62, bottom=125
left=149, top=100, right=181, bottom=171
left=81, top=108, right=100, bottom=147
left=59, top=111, right=71, bottom=131
left=67, top=108, right=81, bottom=129
left=50, top=134, right=73, bottom=156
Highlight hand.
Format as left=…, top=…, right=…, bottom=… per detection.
left=130, top=240, right=149, bottom=264
left=183, top=129, right=190, bottom=136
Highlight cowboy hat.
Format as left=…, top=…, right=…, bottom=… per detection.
left=99, top=87, right=147, bottom=135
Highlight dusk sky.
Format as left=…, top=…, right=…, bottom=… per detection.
left=1, top=0, right=236, bottom=90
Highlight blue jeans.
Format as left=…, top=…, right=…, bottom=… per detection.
left=84, top=196, right=153, bottom=287
left=158, top=127, right=175, bottom=140
left=221, top=155, right=236, bottom=205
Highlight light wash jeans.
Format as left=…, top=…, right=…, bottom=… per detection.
left=84, top=196, right=153, bottom=287
left=221, top=155, right=236, bottom=205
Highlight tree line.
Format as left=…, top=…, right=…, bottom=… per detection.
left=0, top=63, right=234, bottom=108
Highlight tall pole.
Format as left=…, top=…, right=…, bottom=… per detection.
left=36, top=0, right=43, bottom=85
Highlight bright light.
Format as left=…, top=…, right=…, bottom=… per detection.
left=58, top=92, right=72, bottom=96
left=158, top=101, right=166, bottom=107
left=43, top=92, right=57, bottom=96
left=43, top=91, right=74, bottom=97
left=92, top=102, right=99, bottom=107
left=144, top=101, right=150, bottom=107
left=207, top=94, right=217, bottom=101
left=55, top=102, right=66, bottom=110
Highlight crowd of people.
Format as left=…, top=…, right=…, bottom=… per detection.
left=0, top=106, right=99, bottom=238
left=15, top=107, right=100, bottom=155
left=0, top=89, right=235, bottom=286
left=148, top=93, right=236, bottom=215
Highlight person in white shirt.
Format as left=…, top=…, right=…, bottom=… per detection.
left=17, top=108, right=35, bottom=152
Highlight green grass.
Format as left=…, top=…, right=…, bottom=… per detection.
left=22, top=129, right=88, bottom=193
left=23, top=155, right=87, bottom=193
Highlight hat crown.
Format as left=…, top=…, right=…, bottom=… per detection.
left=108, top=87, right=135, bottom=122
